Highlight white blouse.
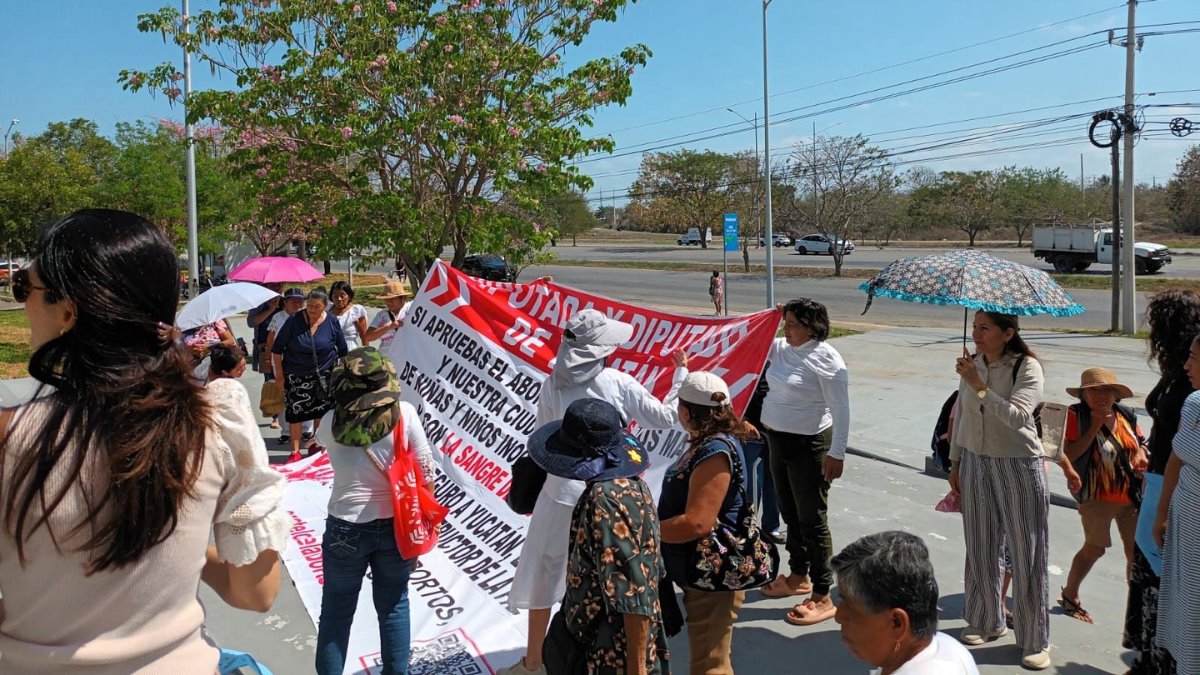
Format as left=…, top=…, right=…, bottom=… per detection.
left=318, top=401, right=437, bottom=523
left=336, top=304, right=369, bottom=349
left=760, top=337, right=851, bottom=459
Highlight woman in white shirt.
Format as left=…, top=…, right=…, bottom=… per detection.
left=758, top=298, right=850, bottom=627
left=330, top=280, right=370, bottom=350
left=315, top=346, right=438, bottom=675
left=499, top=309, right=687, bottom=675
left=833, top=532, right=979, bottom=675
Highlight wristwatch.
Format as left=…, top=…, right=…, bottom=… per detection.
left=976, top=388, right=988, bottom=400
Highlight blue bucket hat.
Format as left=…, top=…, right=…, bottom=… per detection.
left=527, top=398, right=648, bottom=482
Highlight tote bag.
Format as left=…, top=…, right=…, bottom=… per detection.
left=365, top=415, right=449, bottom=558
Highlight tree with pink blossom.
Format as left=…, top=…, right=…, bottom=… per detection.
left=121, top=0, right=650, bottom=281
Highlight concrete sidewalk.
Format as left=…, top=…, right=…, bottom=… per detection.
left=0, top=318, right=1147, bottom=674
left=200, top=320, right=1145, bottom=674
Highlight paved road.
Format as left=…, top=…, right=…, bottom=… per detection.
left=537, top=241, right=1200, bottom=278
left=527, top=264, right=1148, bottom=333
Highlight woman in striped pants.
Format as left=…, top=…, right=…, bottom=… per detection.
left=949, top=311, right=1051, bottom=671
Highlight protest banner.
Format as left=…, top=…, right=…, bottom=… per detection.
left=277, top=260, right=779, bottom=674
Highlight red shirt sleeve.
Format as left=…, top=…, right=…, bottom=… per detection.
left=1065, top=407, right=1080, bottom=443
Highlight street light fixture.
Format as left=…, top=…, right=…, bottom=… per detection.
left=3, top=119, right=18, bottom=158
left=762, top=0, right=775, bottom=308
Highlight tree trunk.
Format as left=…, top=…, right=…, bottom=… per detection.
left=832, top=250, right=844, bottom=277
left=323, top=259, right=331, bottom=275
left=741, top=240, right=750, bottom=273
left=572, top=235, right=577, bottom=246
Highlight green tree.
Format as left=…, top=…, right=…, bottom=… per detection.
left=786, top=134, right=898, bottom=275
left=909, top=170, right=1002, bottom=247
left=0, top=121, right=115, bottom=256
left=996, top=166, right=1075, bottom=246
left=627, top=150, right=741, bottom=249
left=122, top=0, right=650, bottom=281
left=1167, top=145, right=1200, bottom=233
left=99, top=120, right=250, bottom=253
left=544, top=191, right=595, bottom=246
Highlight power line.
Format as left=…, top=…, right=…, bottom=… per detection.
left=582, top=24, right=1200, bottom=165
left=600, top=2, right=1129, bottom=136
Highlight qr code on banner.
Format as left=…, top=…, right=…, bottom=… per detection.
left=358, top=629, right=492, bottom=675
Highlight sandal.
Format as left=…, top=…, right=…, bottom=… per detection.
left=1057, top=591, right=1093, bottom=624
left=785, top=598, right=837, bottom=626
left=1005, top=608, right=1014, bottom=629
left=760, top=575, right=813, bottom=598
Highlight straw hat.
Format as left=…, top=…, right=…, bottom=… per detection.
left=1066, top=367, right=1133, bottom=400
left=378, top=279, right=412, bottom=300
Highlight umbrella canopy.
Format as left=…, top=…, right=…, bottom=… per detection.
left=859, top=249, right=1085, bottom=318
left=227, top=256, right=323, bottom=284
left=176, top=282, right=279, bottom=330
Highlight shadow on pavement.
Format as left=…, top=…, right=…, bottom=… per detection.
left=731, top=626, right=864, bottom=673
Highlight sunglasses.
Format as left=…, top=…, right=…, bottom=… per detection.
left=11, top=269, right=51, bottom=304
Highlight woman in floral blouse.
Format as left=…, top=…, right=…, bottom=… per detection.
left=527, top=397, right=670, bottom=675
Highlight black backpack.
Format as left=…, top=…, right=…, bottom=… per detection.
left=930, top=391, right=959, bottom=472
left=1012, top=356, right=1044, bottom=438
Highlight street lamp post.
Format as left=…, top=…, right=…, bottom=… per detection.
left=3, top=119, right=18, bottom=158
left=183, top=0, right=200, bottom=300
left=762, top=0, right=775, bottom=308
left=726, top=108, right=761, bottom=249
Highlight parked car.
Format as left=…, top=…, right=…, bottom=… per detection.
left=0, top=262, right=19, bottom=287
left=462, top=254, right=517, bottom=282
left=794, top=233, right=855, bottom=255
left=758, top=234, right=793, bottom=247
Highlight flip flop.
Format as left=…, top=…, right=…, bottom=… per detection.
left=760, top=575, right=813, bottom=598
left=1058, top=591, right=1094, bottom=624
left=785, top=598, right=837, bottom=626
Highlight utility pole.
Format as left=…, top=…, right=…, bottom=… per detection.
left=183, top=0, right=200, bottom=300
left=761, top=0, right=775, bottom=308
left=1120, top=0, right=1137, bottom=333
left=1110, top=130, right=1121, bottom=333
left=812, top=121, right=819, bottom=233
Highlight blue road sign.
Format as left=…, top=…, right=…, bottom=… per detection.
left=723, top=213, right=739, bottom=252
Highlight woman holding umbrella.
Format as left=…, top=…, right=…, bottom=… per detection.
left=949, top=311, right=1051, bottom=671
left=271, top=288, right=348, bottom=463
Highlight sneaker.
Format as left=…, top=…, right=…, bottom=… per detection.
left=285, top=450, right=303, bottom=463
left=959, top=626, right=1007, bottom=646
left=496, top=658, right=545, bottom=675
left=1021, top=649, right=1051, bottom=670
left=277, top=434, right=290, bottom=445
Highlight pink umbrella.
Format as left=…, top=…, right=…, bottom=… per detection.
left=227, top=256, right=324, bottom=283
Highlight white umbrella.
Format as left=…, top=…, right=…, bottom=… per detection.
left=176, top=282, right=279, bottom=330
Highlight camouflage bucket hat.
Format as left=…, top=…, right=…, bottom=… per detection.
left=331, top=347, right=402, bottom=447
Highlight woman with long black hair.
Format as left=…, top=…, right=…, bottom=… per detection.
left=0, top=209, right=288, bottom=673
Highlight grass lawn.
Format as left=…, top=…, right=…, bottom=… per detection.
left=0, top=311, right=30, bottom=379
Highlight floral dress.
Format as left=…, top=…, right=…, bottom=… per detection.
left=563, top=477, right=670, bottom=674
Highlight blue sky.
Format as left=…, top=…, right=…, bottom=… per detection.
left=2, top=1, right=1197, bottom=205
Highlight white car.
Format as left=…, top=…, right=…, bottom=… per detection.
left=758, top=234, right=793, bottom=247
left=794, top=233, right=855, bottom=255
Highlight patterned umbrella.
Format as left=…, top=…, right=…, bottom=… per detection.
left=859, top=249, right=1085, bottom=343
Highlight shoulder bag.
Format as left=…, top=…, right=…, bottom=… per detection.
left=363, top=414, right=449, bottom=558
left=685, top=434, right=780, bottom=592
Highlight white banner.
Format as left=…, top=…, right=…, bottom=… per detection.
left=276, top=261, right=777, bottom=674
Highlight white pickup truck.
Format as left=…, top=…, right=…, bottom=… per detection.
left=676, top=227, right=714, bottom=246
left=1031, top=225, right=1172, bottom=275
